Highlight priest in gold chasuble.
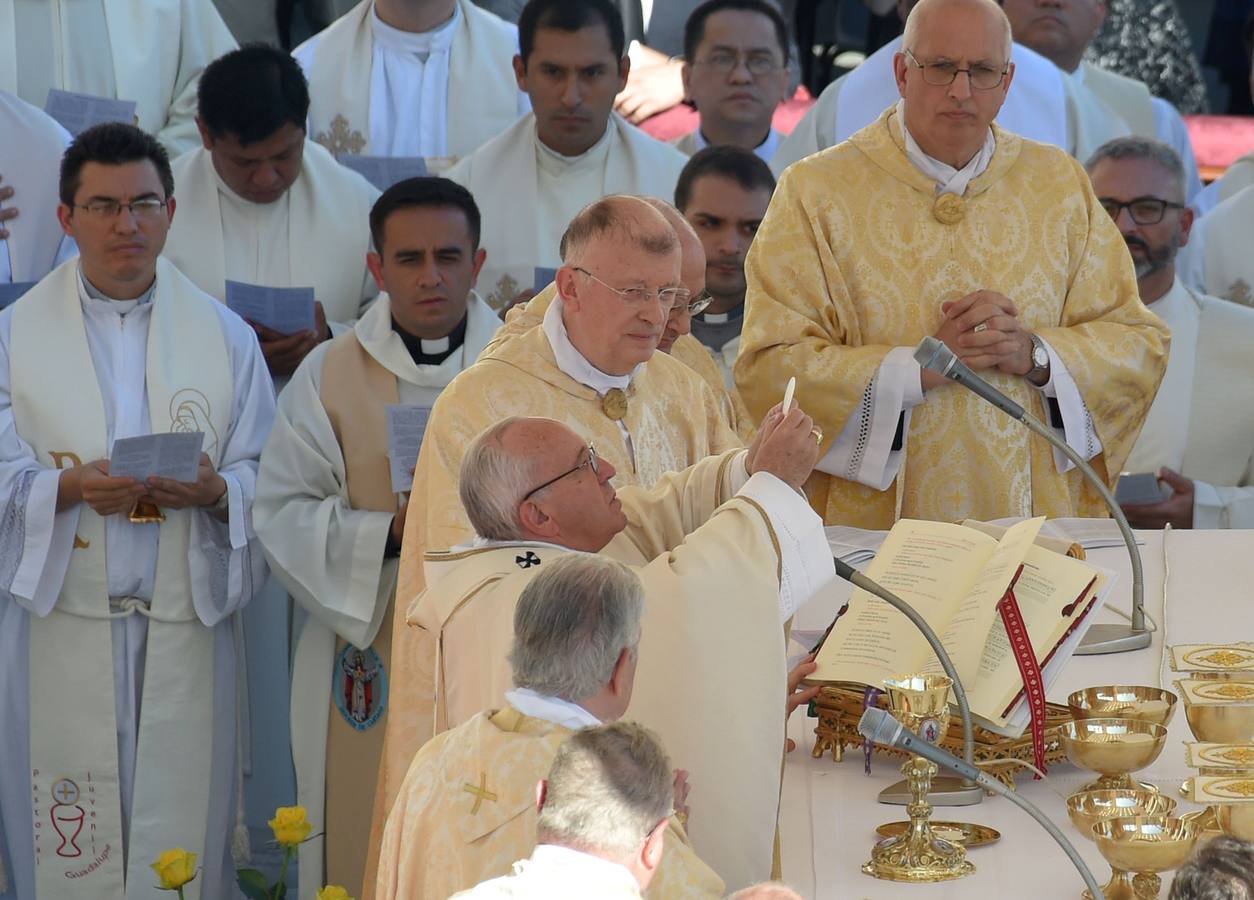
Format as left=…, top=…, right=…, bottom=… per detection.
left=735, top=0, right=1168, bottom=530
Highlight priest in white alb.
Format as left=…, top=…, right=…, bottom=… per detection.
left=255, top=177, right=499, bottom=897
left=380, top=557, right=724, bottom=899
left=446, top=0, right=689, bottom=310
left=400, top=409, right=833, bottom=891
left=1087, top=138, right=1254, bottom=530
left=163, top=45, right=381, bottom=382
left=0, top=89, right=75, bottom=287
left=0, top=123, right=274, bottom=900
left=294, top=0, right=527, bottom=169
left=0, top=0, right=238, bottom=156
left=1177, top=184, right=1254, bottom=309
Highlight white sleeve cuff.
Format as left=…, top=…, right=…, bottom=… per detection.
left=1036, top=338, right=1103, bottom=473
left=816, top=346, right=924, bottom=491
left=736, top=471, right=836, bottom=623
left=729, top=450, right=751, bottom=494
left=11, top=468, right=80, bottom=615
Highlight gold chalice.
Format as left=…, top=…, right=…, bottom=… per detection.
left=863, top=674, right=975, bottom=883
left=1061, top=718, right=1168, bottom=793
left=1067, top=790, right=1177, bottom=898
left=1090, top=815, right=1199, bottom=899
left=1216, top=802, right=1254, bottom=840
left=1181, top=680, right=1254, bottom=744
left=1068, top=686, right=1177, bottom=728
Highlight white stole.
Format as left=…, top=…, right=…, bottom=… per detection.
left=300, top=0, right=520, bottom=163
left=8, top=258, right=232, bottom=899
left=164, top=141, right=377, bottom=324
left=0, top=91, right=67, bottom=281
left=1125, top=280, right=1197, bottom=474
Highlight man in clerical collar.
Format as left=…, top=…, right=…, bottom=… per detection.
left=163, top=43, right=380, bottom=379
left=445, top=0, right=688, bottom=311
left=675, top=145, right=775, bottom=388
left=1087, top=137, right=1254, bottom=531
left=256, top=175, right=498, bottom=895
left=0, top=122, right=273, bottom=900
left=737, top=0, right=1168, bottom=530
left=1001, top=0, right=1202, bottom=203
left=379, top=555, right=723, bottom=899
left=676, top=0, right=790, bottom=163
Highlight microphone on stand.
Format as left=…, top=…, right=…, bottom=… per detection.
left=913, top=336, right=1150, bottom=655
left=859, top=707, right=1103, bottom=897
left=831, top=558, right=981, bottom=807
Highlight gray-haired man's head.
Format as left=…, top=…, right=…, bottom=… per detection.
left=1169, top=836, right=1254, bottom=900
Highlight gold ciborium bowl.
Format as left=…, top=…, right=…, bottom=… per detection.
left=1090, top=815, right=1199, bottom=899
left=1216, top=802, right=1254, bottom=840
left=1182, top=682, right=1254, bottom=743
left=1061, top=718, right=1169, bottom=792
left=1068, top=686, right=1177, bottom=728
left=1066, top=789, right=1177, bottom=841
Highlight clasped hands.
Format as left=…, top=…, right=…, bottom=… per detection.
left=61, top=453, right=227, bottom=519
left=922, top=290, right=1036, bottom=391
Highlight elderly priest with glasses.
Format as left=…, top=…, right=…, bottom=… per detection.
left=736, top=0, right=1168, bottom=530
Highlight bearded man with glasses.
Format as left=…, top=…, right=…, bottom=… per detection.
left=1087, top=137, right=1254, bottom=532
left=369, top=196, right=741, bottom=874
left=737, top=0, right=1168, bottom=530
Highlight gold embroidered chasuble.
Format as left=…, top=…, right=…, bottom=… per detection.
left=736, top=107, right=1169, bottom=528
left=374, top=706, right=722, bottom=900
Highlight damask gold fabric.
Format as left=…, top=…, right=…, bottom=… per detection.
left=736, top=107, right=1169, bottom=528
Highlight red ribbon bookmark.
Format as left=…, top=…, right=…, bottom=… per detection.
left=996, top=564, right=1049, bottom=776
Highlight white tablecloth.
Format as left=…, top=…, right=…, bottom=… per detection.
left=777, top=528, right=1254, bottom=899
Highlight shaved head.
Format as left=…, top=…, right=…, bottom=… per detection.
left=903, top=0, right=1012, bottom=59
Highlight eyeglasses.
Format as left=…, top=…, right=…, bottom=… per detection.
left=523, top=443, right=599, bottom=501
left=672, top=291, right=713, bottom=317
left=693, top=50, right=784, bottom=77
left=73, top=198, right=169, bottom=218
left=903, top=49, right=1009, bottom=91
left=574, top=267, right=691, bottom=309
left=1099, top=197, right=1185, bottom=226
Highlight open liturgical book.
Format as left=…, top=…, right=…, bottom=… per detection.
left=813, top=517, right=1112, bottom=737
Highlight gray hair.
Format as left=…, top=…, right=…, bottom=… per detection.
left=902, top=0, right=1012, bottom=61
left=1169, top=837, right=1254, bottom=900
left=459, top=418, right=538, bottom=541
left=559, top=194, right=679, bottom=263
left=509, top=554, right=644, bottom=700
left=1086, top=137, right=1187, bottom=200
left=537, top=722, right=673, bottom=859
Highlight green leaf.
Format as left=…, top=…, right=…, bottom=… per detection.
left=235, top=868, right=273, bottom=900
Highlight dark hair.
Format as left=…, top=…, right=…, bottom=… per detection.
left=1169, top=836, right=1254, bottom=900
left=369, top=177, right=482, bottom=252
left=60, top=122, right=174, bottom=207
left=518, top=0, right=625, bottom=66
left=683, top=0, right=790, bottom=65
left=197, top=43, right=310, bottom=146
left=674, top=145, right=776, bottom=211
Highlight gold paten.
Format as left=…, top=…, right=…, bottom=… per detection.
left=864, top=674, right=976, bottom=883
left=601, top=388, right=628, bottom=421
left=932, top=193, right=965, bottom=225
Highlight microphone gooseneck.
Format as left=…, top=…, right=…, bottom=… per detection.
left=858, top=708, right=1104, bottom=897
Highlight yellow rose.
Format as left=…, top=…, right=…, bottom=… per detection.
left=317, top=886, right=354, bottom=900
left=268, top=805, right=313, bottom=847
left=150, top=847, right=198, bottom=890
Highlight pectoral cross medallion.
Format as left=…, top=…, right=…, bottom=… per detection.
left=516, top=551, right=541, bottom=569
left=932, top=192, right=965, bottom=225
left=463, top=772, right=498, bottom=814
left=602, top=388, right=628, bottom=421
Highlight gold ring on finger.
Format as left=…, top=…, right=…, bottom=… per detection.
left=811, top=427, right=823, bottom=445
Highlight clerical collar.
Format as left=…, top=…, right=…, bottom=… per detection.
left=371, top=0, right=460, bottom=56
left=696, top=303, right=744, bottom=325
left=391, top=312, right=467, bottom=365
left=896, top=99, right=995, bottom=196
left=542, top=295, right=641, bottom=393
left=692, top=127, right=780, bottom=163
left=78, top=267, right=155, bottom=315
left=504, top=687, right=602, bottom=731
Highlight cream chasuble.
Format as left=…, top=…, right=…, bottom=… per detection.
left=0, top=258, right=273, bottom=900
left=771, top=36, right=1067, bottom=175
left=737, top=107, right=1168, bottom=529
left=375, top=706, right=722, bottom=900
left=294, top=0, right=524, bottom=165
left=408, top=451, right=834, bottom=889
left=0, top=0, right=238, bottom=155
left=164, top=142, right=380, bottom=326
left=1184, top=184, right=1254, bottom=309
left=444, top=113, right=689, bottom=310
left=366, top=320, right=740, bottom=893
left=1124, top=279, right=1254, bottom=529
left=255, top=292, right=498, bottom=898
left=0, top=91, right=73, bottom=283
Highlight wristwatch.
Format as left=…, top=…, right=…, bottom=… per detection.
left=1026, top=333, right=1050, bottom=385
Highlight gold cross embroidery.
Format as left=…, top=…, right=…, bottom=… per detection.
left=463, top=772, right=498, bottom=814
